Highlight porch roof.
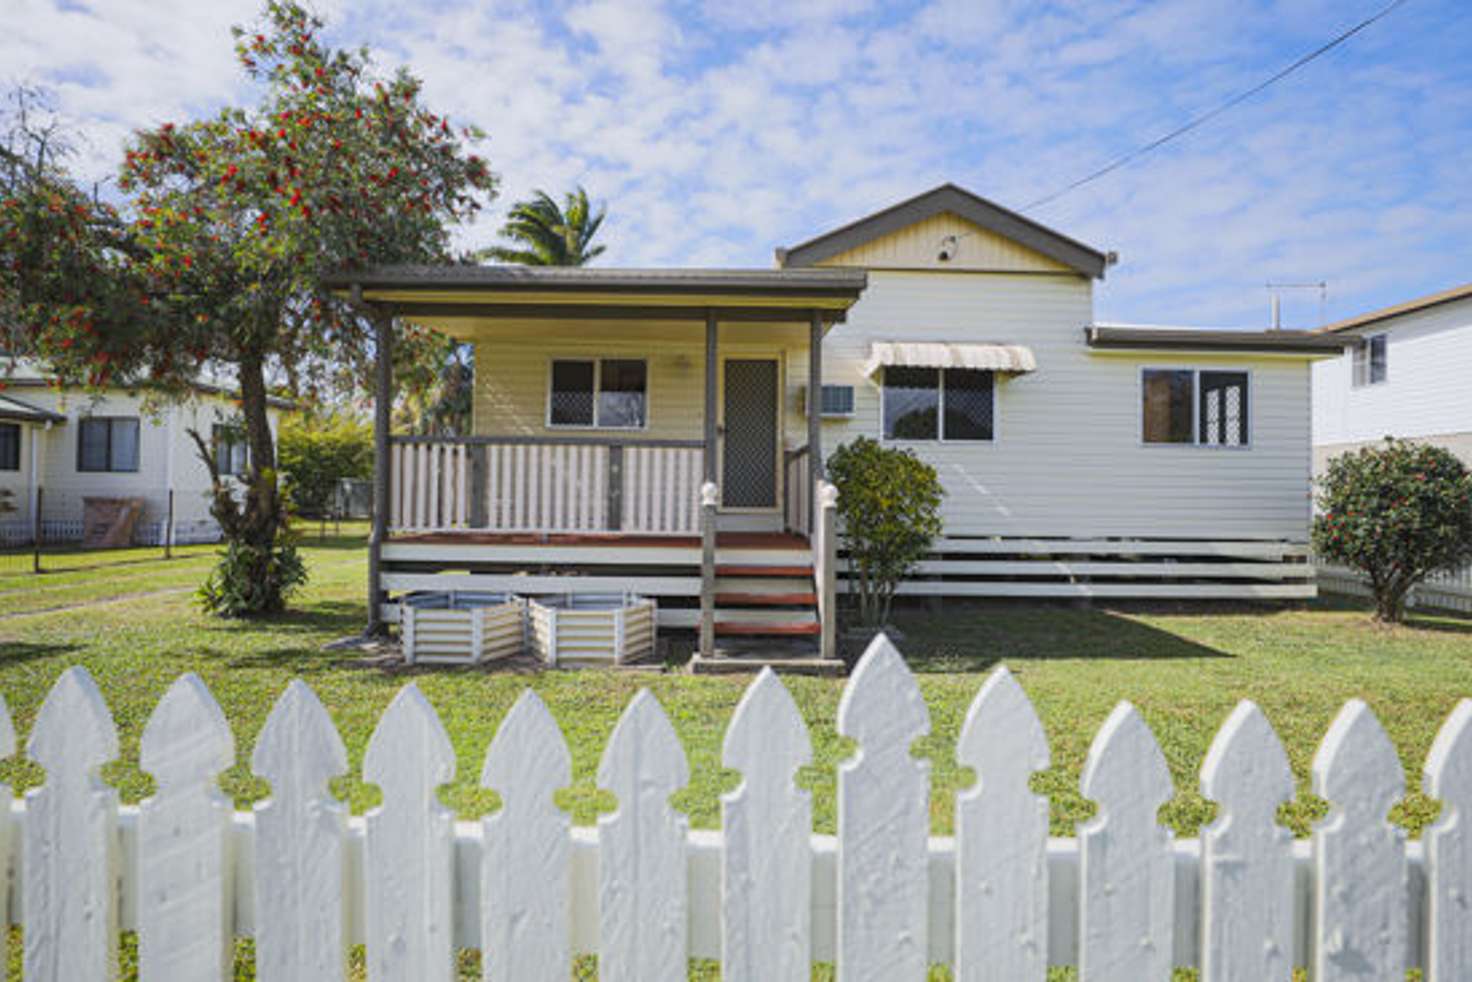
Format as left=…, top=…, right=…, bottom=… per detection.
left=326, top=264, right=868, bottom=326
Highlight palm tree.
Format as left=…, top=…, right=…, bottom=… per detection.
left=479, top=186, right=607, bottom=266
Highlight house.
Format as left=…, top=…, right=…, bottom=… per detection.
left=1312, top=281, right=1472, bottom=473
left=0, top=366, right=288, bottom=547
left=330, top=183, right=1347, bottom=662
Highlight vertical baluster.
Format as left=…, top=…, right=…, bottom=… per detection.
left=481, top=690, right=572, bottom=982
left=1312, top=700, right=1407, bottom=981
left=540, top=445, right=553, bottom=532
left=456, top=444, right=468, bottom=527
left=513, top=445, right=527, bottom=529
left=1424, top=700, right=1472, bottom=982
left=252, top=680, right=349, bottom=981
left=391, top=444, right=404, bottom=529
left=836, top=634, right=930, bottom=982
left=487, top=445, right=501, bottom=529
left=597, top=689, right=690, bottom=982
left=24, top=666, right=119, bottom=982
left=138, top=674, right=235, bottom=982
left=430, top=445, right=443, bottom=528
left=552, top=445, right=565, bottom=531
left=722, top=669, right=812, bottom=982
left=1199, top=701, right=1294, bottom=981
left=955, top=666, right=1050, bottom=981
left=363, top=684, right=455, bottom=982
left=1078, top=702, right=1174, bottom=981
left=593, top=446, right=608, bottom=530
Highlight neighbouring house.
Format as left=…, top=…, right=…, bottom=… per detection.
left=0, top=364, right=289, bottom=547
left=330, top=183, right=1348, bottom=663
left=1312, top=281, right=1472, bottom=474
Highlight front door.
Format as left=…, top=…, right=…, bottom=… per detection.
left=721, top=358, right=779, bottom=510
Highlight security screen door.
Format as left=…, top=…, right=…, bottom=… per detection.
left=721, top=359, right=779, bottom=509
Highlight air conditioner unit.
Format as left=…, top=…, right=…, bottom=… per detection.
left=799, top=384, right=856, bottom=418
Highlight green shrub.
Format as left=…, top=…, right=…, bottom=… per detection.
left=1314, top=438, right=1472, bottom=622
left=827, top=436, right=945, bottom=628
left=277, top=413, right=373, bottom=518
left=199, top=536, right=308, bottom=617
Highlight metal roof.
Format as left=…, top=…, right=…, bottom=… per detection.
left=1316, top=281, right=1472, bottom=334
left=0, top=393, right=65, bottom=424
left=324, top=264, right=868, bottom=296
left=1086, top=325, right=1350, bottom=355
left=777, top=183, right=1111, bottom=278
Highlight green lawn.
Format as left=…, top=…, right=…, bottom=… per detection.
left=0, top=534, right=1466, bottom=979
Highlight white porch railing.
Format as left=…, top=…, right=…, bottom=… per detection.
left=11, top=649, right=1472, bottom=979
left=389, top=437, right=703, bottom=535
left=783, top=444, right=811, bottom=535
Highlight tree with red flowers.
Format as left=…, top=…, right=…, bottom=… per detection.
left=1314, top=438, right=1472, bottom=623
left=0, top=2, right=497, bottom=615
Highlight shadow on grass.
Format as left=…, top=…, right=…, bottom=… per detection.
left=881, top=598, right=1233, bottom=672
left=0, top=641, right=83, bottom=665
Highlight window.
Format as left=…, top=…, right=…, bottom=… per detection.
left=548, top=358, right=647, bottom=428
left=77, top=417, right=140, bottom=472
left=1352, top=334, right=1388, bottom=386
left=213, top=424, right=249, bottom=477
left=882, top=367, right=994, bottom=441
left=0, top=424, right=18, bottom=471
left=1142, top=369, right=1249, bottom=447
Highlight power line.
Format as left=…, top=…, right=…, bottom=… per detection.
left=1024, top=0, right=1412, bottom=211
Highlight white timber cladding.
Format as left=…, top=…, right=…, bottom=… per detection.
left=806, top=269, right=1316, bottom=540
left=0, top=386, right=281, bottom=534
left=8, top=653, right=1472, bottom=977
left=1312, top=295, right=1472, bottom=467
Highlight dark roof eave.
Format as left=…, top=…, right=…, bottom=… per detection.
left=322, top=264, right=868, bottom=300
left=1085, top=326, right=1351, bottom=355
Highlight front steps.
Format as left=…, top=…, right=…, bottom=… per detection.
left=691, top=547, right=843, bottom=674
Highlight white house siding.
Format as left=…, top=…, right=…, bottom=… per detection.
left=1312, top=295, right=1472, bottom=473
left=808, top=270, right=1314, bottom=542
left=0, top=387, right=279, bottom=544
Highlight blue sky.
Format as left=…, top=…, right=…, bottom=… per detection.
left=6, top=0, right=1470, bottom=328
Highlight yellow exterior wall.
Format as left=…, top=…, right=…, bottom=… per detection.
left=469, top=320, right=812, bottom=447
left=815, top=212, right=1072, bottom=273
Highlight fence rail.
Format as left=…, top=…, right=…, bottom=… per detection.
left=1318, top=560, right=1472, bottom=615
left=6, top=639, right=1471, bottom=980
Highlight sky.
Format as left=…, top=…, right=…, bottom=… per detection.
left=5, top=0, right=1470, bottom=329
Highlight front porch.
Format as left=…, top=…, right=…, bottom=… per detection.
left=327, top=265, right=867, bottom=663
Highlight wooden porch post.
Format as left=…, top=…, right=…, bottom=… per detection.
left=808, top=310, right=824, bottom=505
left=367, top=307, right=393, bottom=636
left=701, top=312, right=718, bottom=658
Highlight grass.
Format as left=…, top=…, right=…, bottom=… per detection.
left=0, top=534, right=1465, bottom=979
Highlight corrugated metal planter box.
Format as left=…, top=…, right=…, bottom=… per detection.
left=527, top=593, right=657, bottom=667
left=401, top=591, right=525, bottom=665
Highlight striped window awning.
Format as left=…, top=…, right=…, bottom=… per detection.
left=863, top=341, right=1037, bottom=377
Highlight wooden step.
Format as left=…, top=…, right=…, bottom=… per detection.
left=714, top=576, right=813, bottom=594
left=716, top=564, right=813, bottom=578
left=715, top=592, right=817, bottom=606
left=714, top=621, right=822, bottom=637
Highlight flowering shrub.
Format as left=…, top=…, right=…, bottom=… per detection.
left=1313, top=438, right=1472, bottom=622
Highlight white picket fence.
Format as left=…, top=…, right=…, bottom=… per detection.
left=4, top=639, right=1472, bottom=980
left=1318, top=561, right=1472, bottom=615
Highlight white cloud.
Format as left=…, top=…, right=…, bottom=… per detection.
left=7, top=0, right=1470, bottom=326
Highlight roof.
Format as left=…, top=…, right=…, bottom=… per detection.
left=0, top=393, right=65, bottom=424
left=0, top=374, right=295, bottom=411
left=327, top=264, right=869, bottom=327
left=1086, top=325, right=1350, bottom=355
left=776, top=183, right=1111, bottom=278
left=324, top=264, right=867, bottom=297
left=1316, top=281, right=1472, bottom=334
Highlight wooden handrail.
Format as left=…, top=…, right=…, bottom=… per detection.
left=390, top=434, right=704, bottom=449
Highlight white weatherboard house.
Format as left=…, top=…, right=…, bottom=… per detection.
left=0, top=367, right=287, bottom=546
left=334, top=184, right=1347, bottom=662
left=1312, top=281, right=1472, bottom=473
